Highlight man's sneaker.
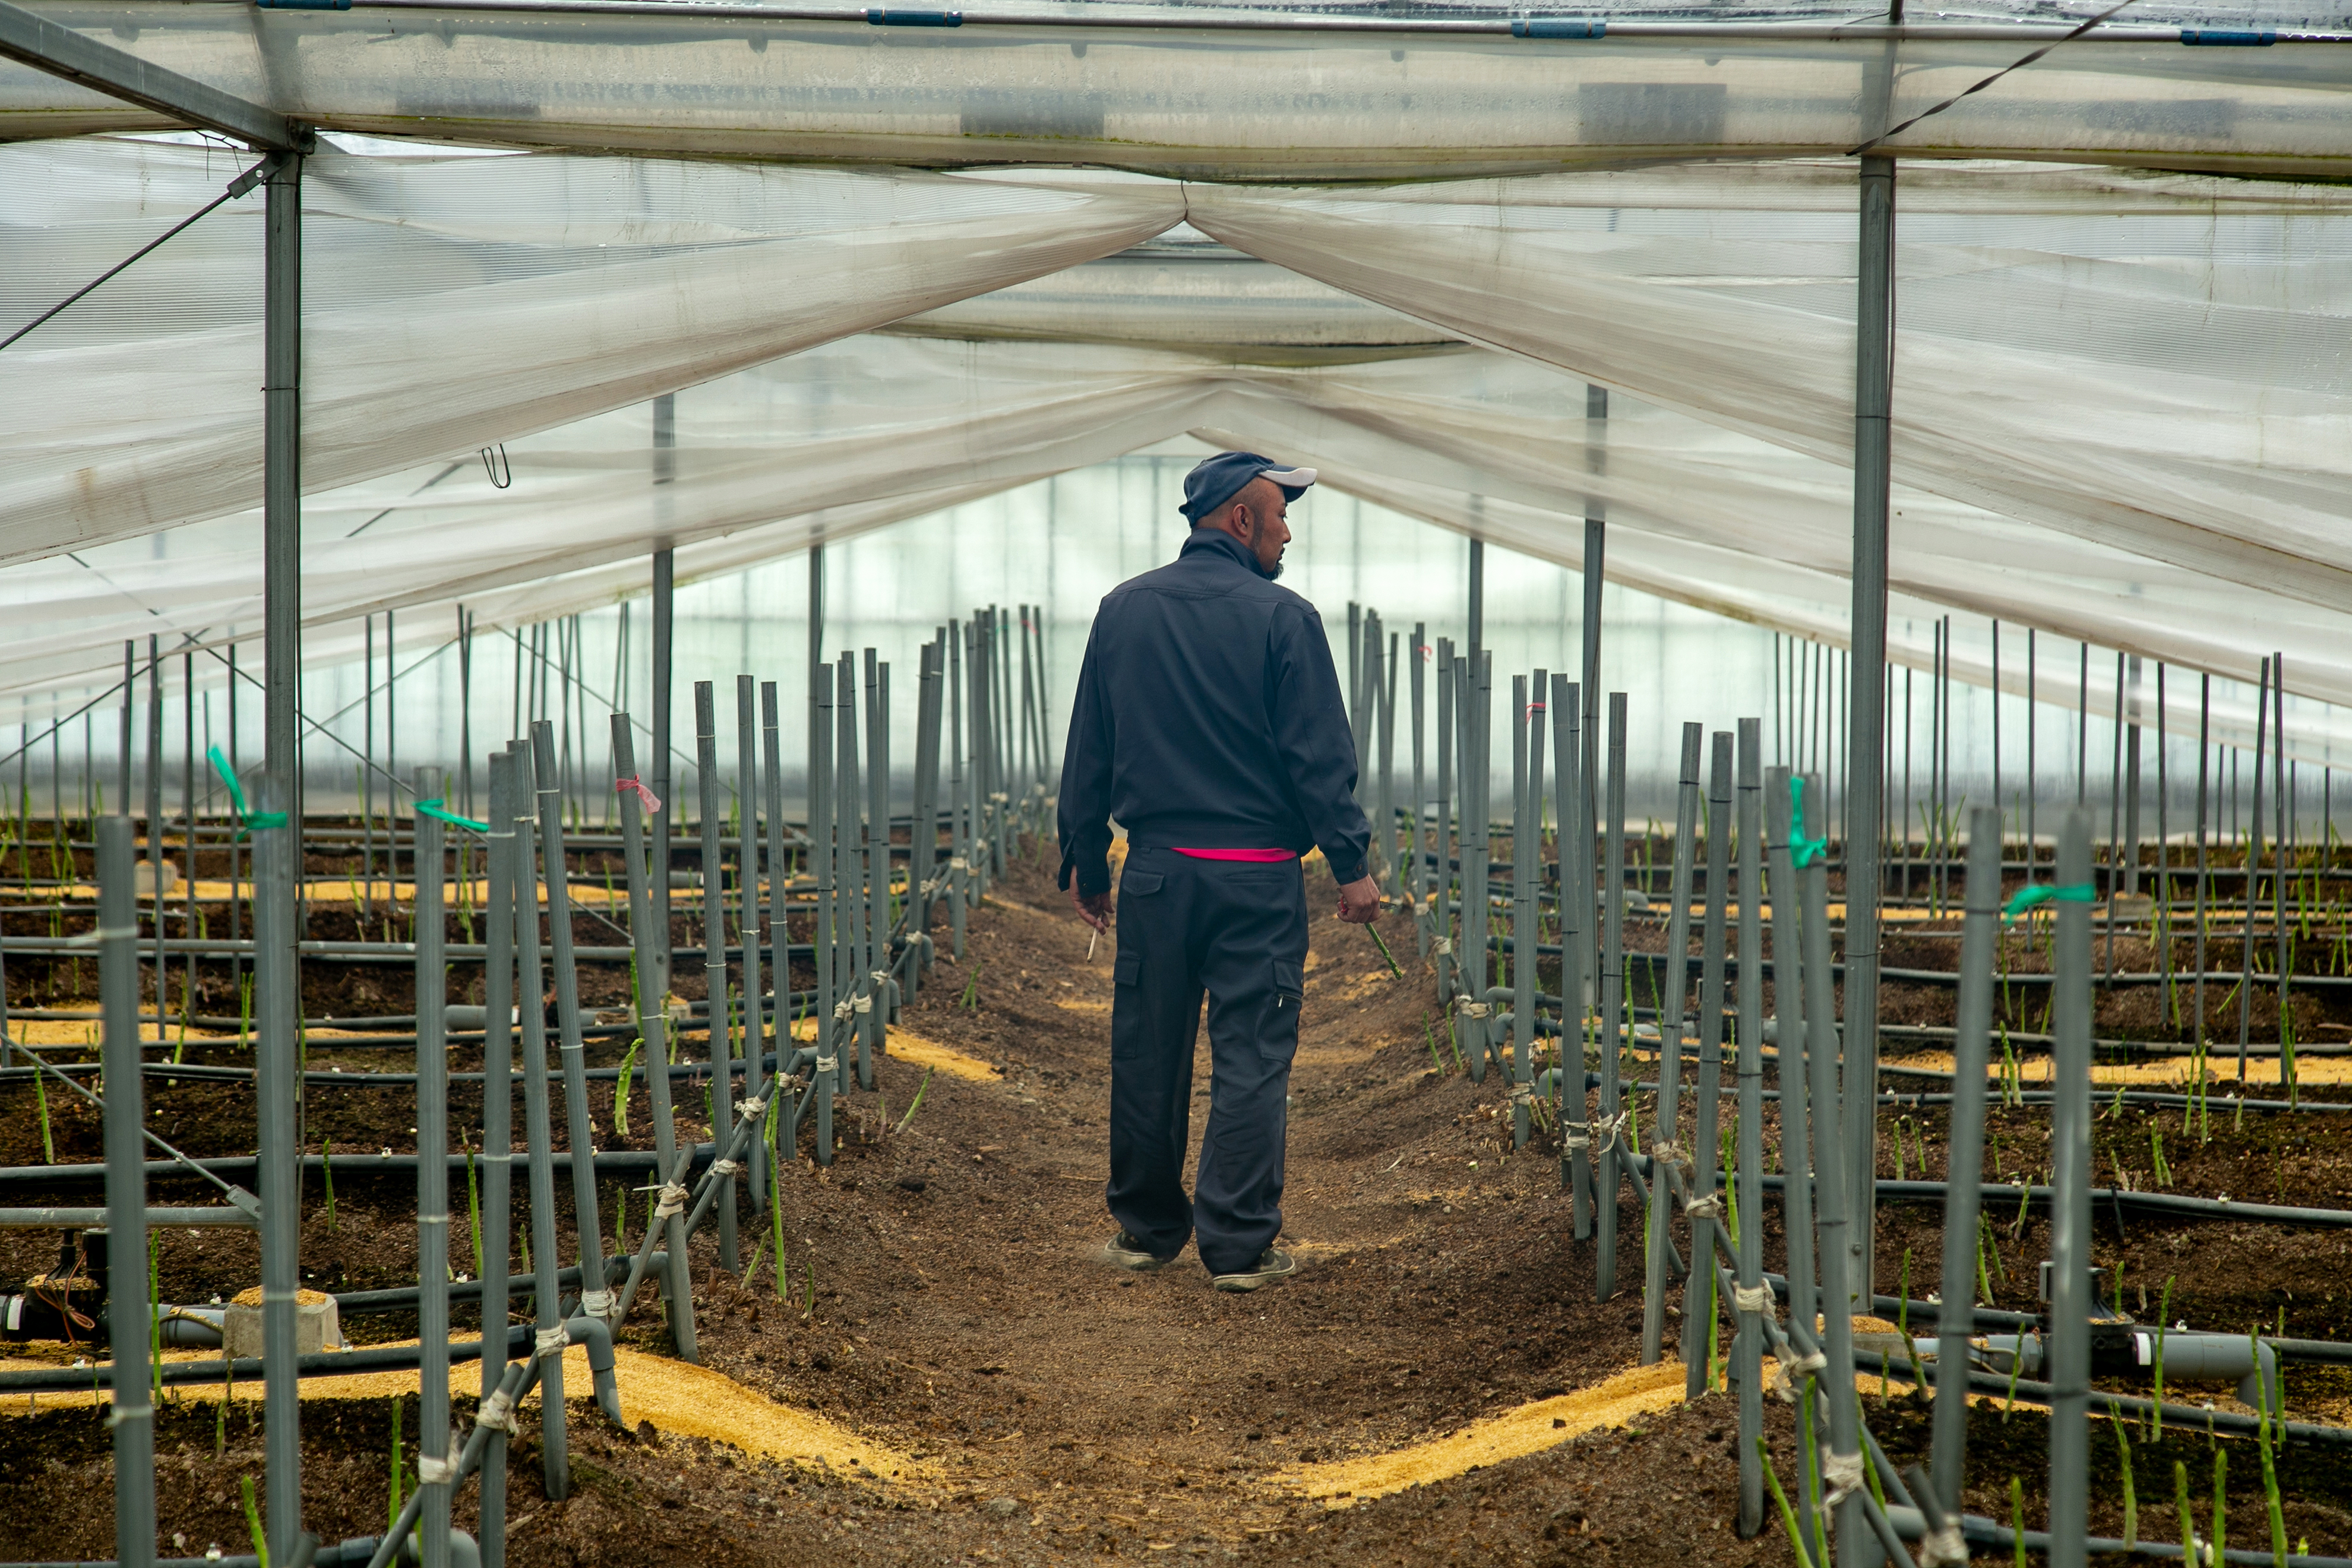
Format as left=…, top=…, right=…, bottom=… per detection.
left=1210, top=1248, right=1298, bottom=1294
left=1102, top=1231, right=1174, bottom=1272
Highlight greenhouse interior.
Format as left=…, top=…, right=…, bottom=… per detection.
left=4, top=0, right=2352, bottom=1563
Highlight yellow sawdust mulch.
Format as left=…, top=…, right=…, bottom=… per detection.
left=1885, top=1049, right=2352, bottom=1088
left=1273, top=1361, right=1687, bottom=1506
left=0, top=1341, right=932, bottom=1483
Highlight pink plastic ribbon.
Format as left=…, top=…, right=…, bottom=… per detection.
left=614, top=776, right=662, bottom=814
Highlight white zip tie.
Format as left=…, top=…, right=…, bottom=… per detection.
left=1769, top=1348, right=1827, bottom=1402
left=853, top=994, right=872, bottom=1014
left=735, top=1095, right=768, bottom=1118
left=534, top=1324, right=570, bottom=1360
left=870, top=970, right=890, bottom=990
left=1819, top=1446, right=1866, bottom=1506
left=711, top=1158, right=745, bottom=1178
left=1432, top=937, right=1453, bottom=956
left=1456, top=1001, right=1491, bottom=1019
left=1651, top=1140, right=1687, bottom=1166
left=577, top=1289, right=612, bottom=1319
left=1683, top=1193, right=1722, bottom=1219
left=415, top=1455, right=457, bottom=1487
left=817, top=1054, right=837, bottom=1073
left=1562, top=1124, right=1591, bottom=1152
left=1733, top=1284, right=1774, bottom=1314
left=475, top=1387, right=521, bottom=1436
left=1589, top=1109, right=1630, bottom=1154
left=653, top=1182, right=690, bottom=1219
left=833, top=998, right=856, bottom=1022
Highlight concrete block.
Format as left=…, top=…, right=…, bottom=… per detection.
left=222, top=1286, right=343, bottom=1362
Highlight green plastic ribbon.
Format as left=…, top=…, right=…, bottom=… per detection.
left=414, top=798, right=489, bottom=834
left=1787, top=776, right=1828, bottom=868
left=2002, top=882, right=2097, bottom=922
left=206, top=744, right=286, bottom=838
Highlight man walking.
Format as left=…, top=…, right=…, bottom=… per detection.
left=1058, top=450, right=1381, bottom=1293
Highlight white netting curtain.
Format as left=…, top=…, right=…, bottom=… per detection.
left=1183, top=160, right=2352, bottom=617
left=0, top=140, right=1183, bottom=562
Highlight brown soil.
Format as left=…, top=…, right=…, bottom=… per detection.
left=4, top=836, right=2352, bottom=1562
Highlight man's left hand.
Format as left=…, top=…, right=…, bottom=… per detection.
left=1335, top=875, right=1382, bottom=925
left=1070, top=883, right=1113, bottom=933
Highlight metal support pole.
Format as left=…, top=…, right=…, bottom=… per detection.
left=1765, top=767, right=1816, bottom=1341
left=1581, top=385, right=1608, bottom=1023
left=811, top=662, right=836, bottom=1166
left=1433, top=639, right=1454, bottom=1004
left=99, top=816, right=155, bottom=1568
left=258, top=144, right=306, bottom=1568
left=1846, top=151, right=1896, bottom=1301
left=413, top=784, right=452, bottom=1568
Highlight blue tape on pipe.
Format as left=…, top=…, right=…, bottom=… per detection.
left=866, top=8, right=963, bottom=24
left=2179, top=28, right=2274, bottom=43
left=1511, top=18, right=1605, bottom=36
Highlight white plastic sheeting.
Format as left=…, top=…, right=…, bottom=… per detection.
left=10, top=138, right=2352, bottom=755
left=0, top=138, right=1183, bottom=560
left=1184, top=160, right=2352, bottom=617
left=14, top=331, right=2351, bottom=760
left=6, top=3, right=2352, bottom=178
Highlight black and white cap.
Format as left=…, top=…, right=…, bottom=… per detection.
left=1178, top=451, right=1318, bottom=525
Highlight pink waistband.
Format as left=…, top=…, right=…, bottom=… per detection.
left=1169, top=847, right=1296, bottom=862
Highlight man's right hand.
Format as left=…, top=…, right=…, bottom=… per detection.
left=1335, top=875, right=1382, bottom=925
left=1070, top=882, right=1113, bottom=934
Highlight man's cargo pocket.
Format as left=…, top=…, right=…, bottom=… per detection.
left=1114, top=948, right=1142, bottom=986
left=1120, top=868, right=1164, bottom=896
left=1263, top=959, right=1305, bottom=1060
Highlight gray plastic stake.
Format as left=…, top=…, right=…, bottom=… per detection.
left=413, top=782, right=452, bottom=1568
left=1732, top=720, right=1766, bottom=1539
left=1682, top=731, right=1733, bottom=1394
left=532, top=720, right=611, bottom=1288
left=1763, top=768, right=1816, bottom=1338
left=736, top=676, right=765, bottom=1210
left=688, top=688, right=736, bottom=1270
left=1551, top=676, right=1589, bottom=1231
left=478, top=751, right=517, bottom=1565
left=1643, top=721, right=1703, bottom=1365
left=507, top=745, right=568, bottom=1498
left=99, top=816, right=156, bottom=1568
left=2048, top=807, right=2096, bottom=1568
left=1931, top=807, right=2003, bottom=1520
left=1596, top=691, right=1627, bottom=1300
left=609, top=719, right=694, bottom=1360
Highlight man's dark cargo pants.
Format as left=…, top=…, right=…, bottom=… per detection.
left=1108, top=846, right=1310, bottom=1276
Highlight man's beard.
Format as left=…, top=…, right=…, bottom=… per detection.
left=1263, top=557, right=1284, bottom=580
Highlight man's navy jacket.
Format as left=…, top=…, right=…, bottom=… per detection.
left=1056, top=528, right=1373, bottom=900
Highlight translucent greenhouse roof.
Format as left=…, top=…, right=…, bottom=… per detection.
left=5, top=0, right=2352, bottom=177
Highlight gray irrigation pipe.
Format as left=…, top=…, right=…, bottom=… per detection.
left=1930, top=807, right=2001, bottom=1525
left=0, top=1323, right=538, bottom=1394
left=613, top=713, right=697, bottom=1364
